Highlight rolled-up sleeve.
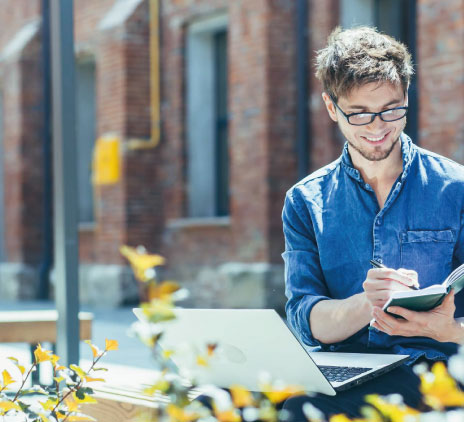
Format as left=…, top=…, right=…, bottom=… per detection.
left=282, top=189, right=331, bottom=347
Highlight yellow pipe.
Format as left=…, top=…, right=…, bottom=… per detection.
left=127, top=0, right=160, bottom=150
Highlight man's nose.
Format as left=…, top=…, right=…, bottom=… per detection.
left=366, top=114, right=387, bottom=129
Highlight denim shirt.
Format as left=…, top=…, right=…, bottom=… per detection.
left=282, top=133, right=464, bottom=364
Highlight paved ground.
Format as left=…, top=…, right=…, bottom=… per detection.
left=0, top=300, right=158, bottom=388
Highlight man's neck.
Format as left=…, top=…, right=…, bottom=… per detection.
left=349, top=141, right=404, bottom=208
left=349, top=140, right=403, bottom=183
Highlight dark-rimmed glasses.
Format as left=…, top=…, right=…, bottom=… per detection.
left=330, top=95, right=408, bottom=126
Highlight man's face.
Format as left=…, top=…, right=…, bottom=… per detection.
left=323, top=82, right=407, bottom=162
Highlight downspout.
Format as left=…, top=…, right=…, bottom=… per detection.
left=127, top=0, right=160, bottom=150
left=296, top=0, right=310, bottom=180
left=38, top=0, right=53, bottom=300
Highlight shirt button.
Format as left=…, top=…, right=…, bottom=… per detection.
left=376, top=219, right=382, bottom=225
left=329, top=346, right=336, bottom=351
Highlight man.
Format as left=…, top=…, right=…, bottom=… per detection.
left=281, top=26, right=464, bottom=419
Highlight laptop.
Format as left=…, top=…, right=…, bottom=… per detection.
left=133, top=308, right=408, bottom=396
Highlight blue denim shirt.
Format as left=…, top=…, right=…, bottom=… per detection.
left=282, top=133, right=464, bottom=364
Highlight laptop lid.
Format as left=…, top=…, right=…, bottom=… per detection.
left=133, top=308, right=409, bottom=394
left=134, top=308, right=336, bottom=395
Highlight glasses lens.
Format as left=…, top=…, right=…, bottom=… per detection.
left=380, top=108, right=407, bottom=122
left=348, top=113, right=374, bottom=125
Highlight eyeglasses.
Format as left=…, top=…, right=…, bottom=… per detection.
left=330, top=95, right=408, bottom=126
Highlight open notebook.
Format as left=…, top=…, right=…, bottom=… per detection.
left=383, top=262, right=464, bottom=315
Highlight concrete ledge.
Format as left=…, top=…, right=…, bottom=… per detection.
left=79, top=264, right=138, bottom=308
left=179, top=263, right=285, bottom=311
left=0, top=262, right=38, bottom=300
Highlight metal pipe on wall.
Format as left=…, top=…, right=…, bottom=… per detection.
left=296, top=0, right=310, bottom=180
left=38, top=0, right=53, bottom=301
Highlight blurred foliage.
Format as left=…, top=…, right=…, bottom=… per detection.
left=0, top=339, right=118, bottom=421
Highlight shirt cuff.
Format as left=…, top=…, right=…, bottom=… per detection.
left=290, top=294, right=331, bottom=347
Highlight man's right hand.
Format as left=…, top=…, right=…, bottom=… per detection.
left=363, top=267, right=419, bottom=308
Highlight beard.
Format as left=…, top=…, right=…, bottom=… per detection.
left=344, top=118, right=406, bottom=162
left=347, top=134, right=400, bottom=161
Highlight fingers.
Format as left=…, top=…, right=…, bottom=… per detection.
left=397, top=268, right=420, bottom=289
left=371, top=307, right=402, bottom=335
left=384, top=306, right=414, bottom=320
left=436, top=290, right=456, bottom=313
left=372, top=306, right=415, bottom=336
left=366, top=268, right=417, bottom=289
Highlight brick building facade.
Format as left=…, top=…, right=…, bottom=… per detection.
left=0, top=0, right=462, bottom=308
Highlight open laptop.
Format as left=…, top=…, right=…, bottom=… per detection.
left=133, top=308, right=408, bottom=396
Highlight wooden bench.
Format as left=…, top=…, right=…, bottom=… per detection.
left=0, top=310, right=93, bottom=344
left=0, top=310, right=93, bottom=384
left=81, top=385, right=160, bottom=422
left=80, top=364, right=200, bottom=422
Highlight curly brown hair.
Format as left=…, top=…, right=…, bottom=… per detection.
left=315, top=26, right=414, bottom=100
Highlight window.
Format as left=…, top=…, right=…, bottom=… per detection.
left=75, top=59, right=96, bottom=224
left=340, top=0, right=418, bottom=143
left=186, top=15, right=229, bottom=218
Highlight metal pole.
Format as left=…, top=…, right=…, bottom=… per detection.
left=49, top=0, right=79, bottom=365
left=38, top=0, right=53, bottom=301
left=296, top=0, right=310, bottom=179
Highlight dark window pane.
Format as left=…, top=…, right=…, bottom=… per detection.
left=214, top=31, right=229, bottom=217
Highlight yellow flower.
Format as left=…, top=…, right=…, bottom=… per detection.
left=120, top=245, right=165, bottom=282
left=0, top=400, right=21, bottom=415
left=34, top=343, right=53, bottom=364
left=85, top=340, right=102, bottom=358
left=229, top=384, right=255, bottom=408
left=148, top=280, right=181, bottom=301
left=141, top=299, right=176, bottom=323
left=214, top=408, right=241, bottom=422
left=166, top=404, right=200, bottom=422
left=364, top=395, right=420, bottom=422
left=196, top=355, right=209, bottom=367
left=261, top=384, right=305, bottom=404
left=420, top=361, right=464, bottom=410
left=105, top=339, right=119, bottom=351
left=40, top=397, right=59, bottom=411
left=72, top=391, right=98, bottom=404
left=1, top=369, right=15, bottom=390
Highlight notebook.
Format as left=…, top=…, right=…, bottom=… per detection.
left=383, top=262, right=464, bottom=316
left=133, top=308, right=408, bottom=396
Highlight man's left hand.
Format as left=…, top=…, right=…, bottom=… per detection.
left=371, top=290, right=464, bottom=343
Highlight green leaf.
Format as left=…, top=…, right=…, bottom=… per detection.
left=79, top=387, right=94, bottom=396
left=69, top=364, right=87, bottom=379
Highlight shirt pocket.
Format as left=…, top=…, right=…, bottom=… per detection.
left=400, top=229, right=455, bottom=288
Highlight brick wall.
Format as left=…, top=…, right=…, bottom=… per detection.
left=308, top=0, right=340, bottom=171
left=160, top=0, right=298, bottom=277
left=0, top=0, right=462, bottom=306
left=0, top=0, right=40, bottom=51
left=417, top=0, right=464, bottom=162
left=0, top=11, right=44, bottom=265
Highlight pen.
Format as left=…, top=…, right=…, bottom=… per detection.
left=370, top=259, right=386, bottom=269
left=370, top=259, right=419, bottom=290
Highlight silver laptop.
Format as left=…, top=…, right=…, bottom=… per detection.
left=133, top=308, right=408, bottom=396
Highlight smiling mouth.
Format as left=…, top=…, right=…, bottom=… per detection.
left=361, top=131, right=390, bottom=144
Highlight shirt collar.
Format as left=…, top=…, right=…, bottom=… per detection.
left=341, top=132, right=416, bottom=182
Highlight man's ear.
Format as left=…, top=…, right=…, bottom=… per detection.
left=322, top=92, right=338, bottom=122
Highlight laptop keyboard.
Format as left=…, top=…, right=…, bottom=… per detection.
left=318, top=365, right=372, bottom=383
